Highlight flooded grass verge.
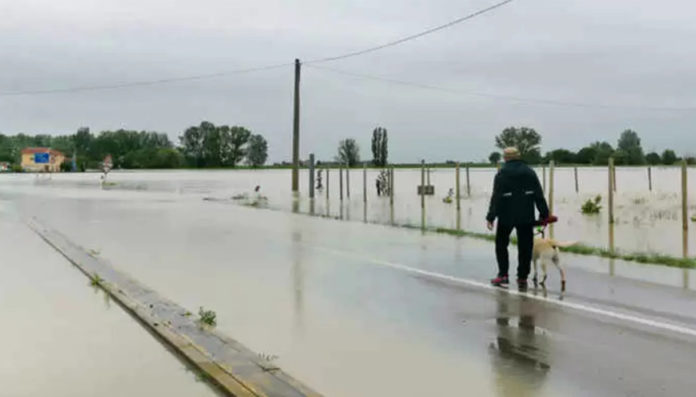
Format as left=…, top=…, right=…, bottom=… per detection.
left=433, top=227, right=696, bottom=269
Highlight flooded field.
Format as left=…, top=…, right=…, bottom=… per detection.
left=1, top=166, right=693, bottom=257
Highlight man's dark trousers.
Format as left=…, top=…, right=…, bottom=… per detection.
left=495, top=223, right=534, bottom=280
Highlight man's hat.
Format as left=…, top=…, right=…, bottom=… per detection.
left=503, top=147, right=521, bottom=160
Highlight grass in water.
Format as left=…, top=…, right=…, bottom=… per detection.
left=435, top=227, right=696, bottom=269
left=198, top=307, right=217, bottom=327
left=90, top=273, right=103, bottom=287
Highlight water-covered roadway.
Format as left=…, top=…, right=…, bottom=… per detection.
left=0, top=203, right=224, bottom=396
left=3, top=183, right=696, bottom=396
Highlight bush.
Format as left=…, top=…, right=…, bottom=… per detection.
left=11, top=164, right=23, bottom=173
left=581, top=195, right=602, bottom=214
left=60, top=161, right=73, bottom=172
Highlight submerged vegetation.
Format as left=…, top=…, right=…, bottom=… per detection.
left=581, top=195, right=602, bottom=214
left=198, top=307, right=217, bottom=326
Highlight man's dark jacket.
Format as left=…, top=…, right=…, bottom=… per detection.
left=486, top=160, right=549, bottom=225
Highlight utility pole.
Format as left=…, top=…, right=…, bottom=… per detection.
left=292, top=59, right=301, bottom=192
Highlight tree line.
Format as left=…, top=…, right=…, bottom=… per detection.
left=491, top=127, right=689, bottom=166
left=0, top=121, right=268, bottom=170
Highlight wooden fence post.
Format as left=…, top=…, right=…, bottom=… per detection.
left=363, top=163, right=367, bottom=205
left=648, top=166, right=653, bottom=192
left=466, top=164, right=471, bottom=197
left=542, top=166, right=546, bottom=192
left=682, top=161, right=688, bottom=233
left=309, top=154, right=315, bottom=199
left=421, top=160, right=426, bottom=230
left=339, top=167, right=343, bottom=201
left=455, top=163, right=461, bottom=211
left=608, top=158, right=615, bottom=224
left=574, top=167, right=579, bottom=193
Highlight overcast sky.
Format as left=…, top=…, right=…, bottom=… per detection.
left=1, top=0, right=695, bottom=162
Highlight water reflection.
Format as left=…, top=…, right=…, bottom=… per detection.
left=490, top=294, right=549, bottom=397
left=291, top=226, right=305, bottom=332
left=608, top=223, right=616, bottom=276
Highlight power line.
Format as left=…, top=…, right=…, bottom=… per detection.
left=0, top=62, right=292, bottom=97
left=306, top=64, right=696, bottom=112
left=1, top=1, right=514, bottom=96
left=306, top=0, right=515, bottom=64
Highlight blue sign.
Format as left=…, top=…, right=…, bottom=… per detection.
left=34, top=152, right=50, bottom=164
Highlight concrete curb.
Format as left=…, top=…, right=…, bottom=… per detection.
left=27, top=218, right=322, bottom=397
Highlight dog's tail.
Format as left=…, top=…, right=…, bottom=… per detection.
left=549, top=240, right=577, bottom=249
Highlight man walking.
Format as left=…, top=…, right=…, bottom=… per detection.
left=486, top=147, right=549, bottom=290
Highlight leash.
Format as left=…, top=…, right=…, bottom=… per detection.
left=534, top=215, right=558, bottom=238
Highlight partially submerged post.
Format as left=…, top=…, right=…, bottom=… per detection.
left=455, top=162, right=461, bottom=211
left=681, top=160, right=688, bottom=234
left=608, top=157, right=615, bottom=224
left=308, top=154, right=315, bottom=200
left=421, top=160, right=426, bottom=230
left=339, top=167, right=344, bottom=201
left=363, top=163, right=367, bottom=223
left=291, top=59, right=301, bottom=192
left=648, top=166, right=653, bottom=192
left=389, top=167, right=395, bottom=225
left=542, top=166, right=546, bottom=192
left=548, top=160, right=555, bottom=214
left=346, top=164, right=351, bottom=199
left=466, top=164, right=471, bottom=197
left=363, top=163, right=367, bottom=207
left=574, top=166, right=579, bottom=193
left=389, top=167, right=394, bottom=207
left=549, top=160, right=555, bottom=237
left=326, top=167, right=330, bottom=200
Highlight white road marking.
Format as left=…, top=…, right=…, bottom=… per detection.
left=316, top=246, right=696, bottom=338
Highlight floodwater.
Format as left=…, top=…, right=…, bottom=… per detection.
left=2, top=174, right=696, bottom=396
left=0, top=205, right=223, bottom=396
left=1, top=166, right=694, bottom=256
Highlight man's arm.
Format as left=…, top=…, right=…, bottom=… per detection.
left=532, top=171, right=550, bottom=220
left=486, top=173, right=501, bottom=223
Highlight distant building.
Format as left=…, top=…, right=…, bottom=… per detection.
left=21, top=148, right=65, bottom=172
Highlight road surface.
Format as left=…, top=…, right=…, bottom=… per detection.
left=3, top=183, right=696, bottom=396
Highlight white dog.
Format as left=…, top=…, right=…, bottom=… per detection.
left=532, top=237, right=576, bottom=291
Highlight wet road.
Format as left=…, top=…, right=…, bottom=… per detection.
left=3, top=184, right=696, bottom=396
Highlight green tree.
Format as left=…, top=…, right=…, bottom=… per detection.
left=73, top=127, right=93, bottom=168
left=590, top=141, right=614, bottom=165
left=575, top=146, right=597, bottom=164
left=180, top=123, right=208, bottom=167
left=226, top=126, right=252, bottom=166
left=616, top=129, right=645, bottom=165
left=495, top=126, right=542, bottom=163
left=545, top=149, right=576, bottom=164
left=371, top=127, right=388, bottom=166
left=646, top=152, right=661, bottom=165
left=246, top=134, right=268, bottom=167
left=662, top=149, right=678, bottom=165
left=489, top=152, right=501, bottom=164
left=337, top=138, right=360, bottom=167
